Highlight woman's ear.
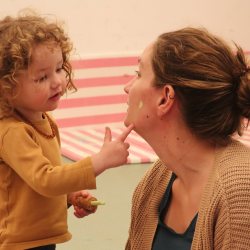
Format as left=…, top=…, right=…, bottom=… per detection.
left=157, top=85, right=175, bottom=117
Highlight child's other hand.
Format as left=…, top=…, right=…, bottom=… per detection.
left=92, top=124, right=134, bottom=175
left=68, top=190, right=96, bottom=218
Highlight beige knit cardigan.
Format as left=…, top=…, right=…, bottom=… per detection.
left=125, top=140, right=250, bottom=250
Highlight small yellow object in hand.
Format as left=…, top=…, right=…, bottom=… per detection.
left=75, top=196, right=105, bottom=212
left=90, top=200, right=106, bottom=206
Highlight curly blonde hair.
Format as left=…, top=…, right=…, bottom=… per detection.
left=0, top=10, right=76, bottom=118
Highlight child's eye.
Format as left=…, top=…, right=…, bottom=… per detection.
left=56, top=67, right=63, bottom=73
left=34, top=75, right=47, bottom=83
left=135, top=70, right=141, bottom=77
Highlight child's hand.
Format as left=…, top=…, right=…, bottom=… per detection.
left=68, top=190, right=96, bottom=218
left=92, top=124, right=134, bottom=175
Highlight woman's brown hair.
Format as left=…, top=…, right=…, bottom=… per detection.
left=152, top=27, right=250, bottom=146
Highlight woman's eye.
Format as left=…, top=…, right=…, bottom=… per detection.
left=135, top=70, right=141, bottom=77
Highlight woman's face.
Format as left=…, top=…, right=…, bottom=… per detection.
left=124, top=43, right=160, bottom=133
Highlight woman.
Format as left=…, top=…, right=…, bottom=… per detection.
left=124, top=28, right=250, bottom=249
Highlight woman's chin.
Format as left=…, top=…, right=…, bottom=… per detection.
left=123, top=118, right=131, bottom=127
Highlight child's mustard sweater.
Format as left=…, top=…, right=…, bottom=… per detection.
left=0, top=114, right=96, bottom=249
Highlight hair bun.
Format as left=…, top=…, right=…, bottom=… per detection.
left=237, top=65, right=250, bottom=119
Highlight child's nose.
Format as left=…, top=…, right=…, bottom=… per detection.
left=51, top=74, right=63, bottom=88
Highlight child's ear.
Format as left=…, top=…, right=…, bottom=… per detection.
left=157, top=85, right=175, bottom=117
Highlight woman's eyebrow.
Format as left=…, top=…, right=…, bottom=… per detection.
left=138, top=57, right=144, bottom=69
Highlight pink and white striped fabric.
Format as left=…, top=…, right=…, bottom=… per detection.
left=53, top=57, right=158, bottom=163
left=53, top=56, right=250, bottom=164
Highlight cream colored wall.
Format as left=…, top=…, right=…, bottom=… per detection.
left=0, top=0, right=249, bottom=58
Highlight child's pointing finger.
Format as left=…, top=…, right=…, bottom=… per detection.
left=117, top=124, right=134, bottom=142
left=104, top=127, right=112, bottom=142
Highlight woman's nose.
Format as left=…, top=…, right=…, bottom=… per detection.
left=124, top=76, right=135, bottom=94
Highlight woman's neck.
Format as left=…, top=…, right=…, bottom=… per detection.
left=165, top=136, right=216, bottom=191
left=148, top=117, right=217, bottom=191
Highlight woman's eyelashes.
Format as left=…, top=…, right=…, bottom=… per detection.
left=135, top=70, right=141, bottom=78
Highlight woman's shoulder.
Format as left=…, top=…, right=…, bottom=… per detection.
left=135, top=159, right=172, bottom=194
left=217, top=140, right=250, bottom=174
left=143, top=159, right=171, bottom=179
left=211, top=141, right=250, bottom=241
left=215, top=140, right=250, bottom=196
left=131, top=159, right=173, bottom=212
